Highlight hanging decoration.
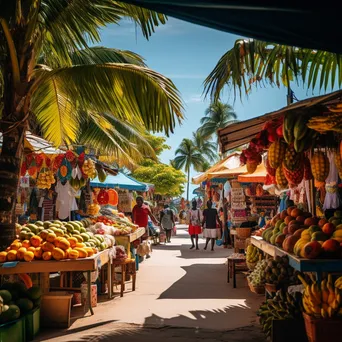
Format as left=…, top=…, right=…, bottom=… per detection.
left=97, top=189, right=109, bottom=205
left=58, top=158, right=72, bottom=182
left=107, top=189, right=119, bottom=206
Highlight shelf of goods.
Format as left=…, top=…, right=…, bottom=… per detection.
left=247, top=195, right=278, bottom=212
left=0, top=249, right=112, bottom=315
left=251, top=236, right=342, bottom=281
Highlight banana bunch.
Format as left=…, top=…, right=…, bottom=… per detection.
left=258, top=290, right=303, bottom=338
left=283, top=114, right=316, bottom=152
left=36, top=168, right=55, bottom=189
left=307, top=104, right=342, bottom=133
left=246, top=245, right=260, bottom=263
left=299, top=274, right=342, bottom=318
left=87, top=203, right=100, bottom=216
left=82, top=159, right=97, bottom=179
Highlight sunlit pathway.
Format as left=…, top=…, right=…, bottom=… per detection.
left=36, top=225, right=265, bottom=341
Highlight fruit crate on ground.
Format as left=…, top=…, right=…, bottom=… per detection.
left=0, top=316, right=26, bottom=342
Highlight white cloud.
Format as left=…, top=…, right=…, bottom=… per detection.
left=185, top=94, right=203, bottom=104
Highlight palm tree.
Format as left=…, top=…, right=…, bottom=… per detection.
left=192, top=131, right=217, bottom=163
left=0, top=1, right=183, bottom=247
left=204, top=39, right=342, bottom=103
left=174, top=138, right=204, bottom=200
left=197, top=101, right=238, bottom=142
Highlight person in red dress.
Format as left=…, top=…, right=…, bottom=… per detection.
left=188, top=199, right=202, bottom=250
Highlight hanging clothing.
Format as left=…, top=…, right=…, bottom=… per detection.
left=323, top=151, right=340, bottom=210
left=56, top=181, right=78, bottom=220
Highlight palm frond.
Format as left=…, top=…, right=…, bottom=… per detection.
left=32, top=63, right=183, bottom=136
left=31, top=70, right=78, bottom=146
left=204, top=38, right=342, bottom=100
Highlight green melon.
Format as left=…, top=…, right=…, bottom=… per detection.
left=0, top=290, right=12, bottom=304
left=27, top=286, right=42, bottom=301
left=0, top=304, right=20, bottom=323
left=16, top=298, right=33, bottom=313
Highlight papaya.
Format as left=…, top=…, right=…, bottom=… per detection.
left=68, top=249, right=79, bottom=259
left=30, top=235, right=42, bottom=247
left=10, top=242, right=22, bottom=251
left=46, top=233, right=57, bottom=243
left=7, top=250, right=18, bottom=261
left=42, top=251, right=52, bottom=261
left=21, top=240, right=31, bottom=248
left=41, top=242, right=55, bottom=252
left=34, top=247, right=43, bottom=259
left=17, top=247, right=27, bottom=260
left=0, top=251, right=7, bottom=262
left=73, top=247, right=88, bottom=258
left=24, top=251, right=34, bottom=262
left=67, top=237, right=78, bottom=248
left=97, top=168, right=107, bottom=183
left=52, top=248, right=65, bottom=261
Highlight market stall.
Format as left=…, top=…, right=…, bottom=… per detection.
left=220, top=90, right=342, bottom=342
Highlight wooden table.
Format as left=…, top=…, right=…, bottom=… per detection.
left=251, top=236, right=342, bottom=282
left=115, top=228, right=146, bottom=258
left=227, top=253, right=247, bottom=288
left=0, top=249, right=113, bottom=315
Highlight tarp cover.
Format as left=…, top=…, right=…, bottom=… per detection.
left=91, top=172, right=148, bottom=191
left=121, top=1, right=342, bottom=53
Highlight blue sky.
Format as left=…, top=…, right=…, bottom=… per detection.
left=100, top=17, right=334, bottom=197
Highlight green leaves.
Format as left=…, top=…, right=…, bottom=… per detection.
left=132, top=161, right=186, bottom=196
left=174, top=138, right=204, bottom=173
left=204, top=38, right=342, bottom=101
left=31, top=62, right=183, bottom=145
left=197, top=101, right=237, bottom=141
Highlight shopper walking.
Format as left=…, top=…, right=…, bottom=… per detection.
left=188, top=199, right=202, bottom=250
left=132, top=196, right=159, bottom=258
left=202, top=200, right=222, bottom=251
left=160, top=204, right=175, bottom=243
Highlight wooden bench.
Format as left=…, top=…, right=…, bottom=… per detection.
left=227, top=253, right=248, bottom=288
left=112, top=258, right=136, bottom=297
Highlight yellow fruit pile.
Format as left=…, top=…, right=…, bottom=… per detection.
left=87, top=203, right=101, bottom=216
left=82, top=159, right=97, bottom=179
left=299, top=274, right=342, bottom=318
left=0, top=224, right=97, bottom=263
left=36, top=169, right=55, bottom=189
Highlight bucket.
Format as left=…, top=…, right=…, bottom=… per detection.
left=81, top=283, right=97, bottom=308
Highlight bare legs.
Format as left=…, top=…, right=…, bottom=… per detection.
left=166, top=230, right=171, bottom=243
left=204, top=238, right=215, bottom=251
left=190, top=235, right=199, bottom=250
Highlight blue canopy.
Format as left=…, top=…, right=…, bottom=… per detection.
left=90, top=172, right=147, bottom=191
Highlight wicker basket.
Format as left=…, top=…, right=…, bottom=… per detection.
left=247, top=278, right=265, bottom=294
left=236, top=227, right=252, bottom=239
left=246, top=260, right=257, bottom=271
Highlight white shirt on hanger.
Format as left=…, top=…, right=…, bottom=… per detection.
left=56, top=181, right=78, bottom=220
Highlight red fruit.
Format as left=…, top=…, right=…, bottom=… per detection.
left=288, top=224, right=301, bottom=235
left=322, top=223, right=335, bottom=236
left=303, top=241, right=322, bottom=259
left=280, top=210, right=288, bottom=220
left=322, top=239, right=341, bottom=258
left=318, top=218, right=328, bottom=228
left=291, top=208, right=303, bottom=218
left=276, top=125, right=284, bottom=137
left=287, top=206, right=297, bottom=216
left=296, top=216, right=306, bottom=224
left=304, top=217, right=319, bottom=227
left=284, top=216, right=295, bottom=225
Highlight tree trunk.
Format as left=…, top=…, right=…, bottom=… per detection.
left=186, top=168, right=190, bottom=201
left=0, top=126, right=26, bottom=250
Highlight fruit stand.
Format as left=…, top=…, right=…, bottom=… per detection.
left=218, top=91, right=342, bottom=342
left=0, top=249, right=112, bottom=316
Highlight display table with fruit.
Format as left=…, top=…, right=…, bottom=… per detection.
left=0, top=249, right=112, bottom=316
left=115, top=227, right=146, bottom=258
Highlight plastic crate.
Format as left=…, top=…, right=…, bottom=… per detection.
left=25, top=307, right=40, bottom=341
left=0, top=316, right=26, bottom=342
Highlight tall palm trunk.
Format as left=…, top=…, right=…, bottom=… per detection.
left=187, top=168, right=190, bottom=201
left=0, top=121, right=26, bottom=250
